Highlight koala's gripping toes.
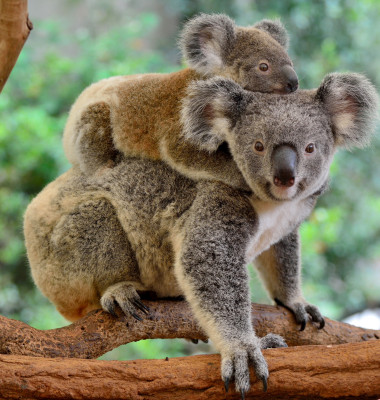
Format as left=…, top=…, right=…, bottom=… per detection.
left=101, top=282, right=150, bottom=321
left=63, top=13, right=297, bottom=190
left=25, top=73, right=378, bottom=396
left=221, top=333, right=287, bottom=394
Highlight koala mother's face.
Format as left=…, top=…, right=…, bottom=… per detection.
left=181, top=73, right=378, bottom=202
left=232, top=94, right=334, bottom=202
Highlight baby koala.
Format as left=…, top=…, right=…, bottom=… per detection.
left=25, top=73, right=378, bottom=396
left=62, top=13, right=298, bottom=190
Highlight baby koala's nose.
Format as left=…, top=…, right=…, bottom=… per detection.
left=286, top=77, right=298, bottom=93
left=282, top=65, right=299, bottom=93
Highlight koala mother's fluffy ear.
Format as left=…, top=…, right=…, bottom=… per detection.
left=253, top=19, right=289, bottom=49
left=179, top=13, right=236, bottom=76
left=316, top=73, right=379, bottom=149
left=181, top=78, right=251, bottom=152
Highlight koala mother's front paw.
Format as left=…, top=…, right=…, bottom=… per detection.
left=221, top=333, right=287, bottom=398
left=100, top=281, right=150, bottom=321
left=275, top=298, right=325, bottom=331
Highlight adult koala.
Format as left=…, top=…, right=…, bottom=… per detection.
left=24, top=73, right=378, bottom=396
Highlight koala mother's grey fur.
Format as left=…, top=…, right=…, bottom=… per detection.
left=24, top=73, right=378, bottom=396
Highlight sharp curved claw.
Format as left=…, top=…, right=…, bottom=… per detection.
left=224, top=378, right=229, bottom=393
left=240, top=390, right=245, bottom=400
left=300, top=320, right=306, bottom=331
left=319, top=318, right=325, bottom=330
left=132, top=299, right=150, bottom=314
left=107, top=301, right=118, bottom=318
left=131, top=312, right=143, bottom=321
left=262, top=376, right=268, bottom=392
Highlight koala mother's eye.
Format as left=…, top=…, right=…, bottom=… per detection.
left=259, top=63, right=269, bottom=72
left=305, top=143, right=315, bottom=153
left=254, top=141, right=265, bottom=152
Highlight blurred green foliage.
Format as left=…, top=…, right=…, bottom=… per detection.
left=0, top=0, right=379, bottom=360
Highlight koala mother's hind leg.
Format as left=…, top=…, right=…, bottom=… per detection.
left=53, top=197, right=149, bottom=322
left=25, top=178, right=147, bottom=323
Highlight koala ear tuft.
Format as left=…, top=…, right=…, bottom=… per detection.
left=316, top=73, right=379, bottom=149
left=178, top=13, right=236, bottom=76
left=253, top=19, right=289, bottom=49
left=180, top=78, right=250, bottom=152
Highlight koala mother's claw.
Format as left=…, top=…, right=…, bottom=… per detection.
left=275, top=298, right=325, bottom=331
left=224, top=377, right=230, bottom=393
left=131, top=298, right=150, bottom=314
left=300, top=320, right=306, bottom=332
left=100, top=281, right=148, bottom=320
left=262, top=376, right=268, bottom=392
left=220, top=333, right=285, bottom=395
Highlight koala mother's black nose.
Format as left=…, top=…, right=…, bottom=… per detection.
left=272, top=144, right=297, bottom=187
left=282, top=65, right=298, bottom=93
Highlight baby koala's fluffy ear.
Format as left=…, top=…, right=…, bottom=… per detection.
left=316, top=73, right=379, bottom=149
left=180, top=78, right=250, bottom=152
left=179, top=13, right=236, bottom=75
left=253, top=19, right=289, bottom=49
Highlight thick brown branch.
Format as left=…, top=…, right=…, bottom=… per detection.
left=1, top=341, right=379, bottom=399
left=0, top=0, right=32, bottom=93
left=1, top=301, right=379, bottom=359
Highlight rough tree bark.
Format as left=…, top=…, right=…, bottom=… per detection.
left=1, top=301, right=379, bottom=358
left=1, top=341, right=379, bottom=400
left=1, top=2, right=379, bottom=398
left=0, top=0, right=32, bottom=93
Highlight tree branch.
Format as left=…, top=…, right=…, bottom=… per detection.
left=1, top=341, right=379, bottom=399
left=1, top=301, right=379, bottom=358
left=0, top=0, right=32, bottom=93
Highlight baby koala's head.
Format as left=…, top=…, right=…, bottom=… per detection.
left=179, top=13, right=298, bottom=94
left=181, top=73, right=378, bottom=202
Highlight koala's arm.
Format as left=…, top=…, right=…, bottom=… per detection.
left=254, top=230, right=324, bottom=330
left=174, top=183, right=286, bottom=395
left=63, top=68, right=249, bottom=190
left=161, top=134, right=249, bottom=190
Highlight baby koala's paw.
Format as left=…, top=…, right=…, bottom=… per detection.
left=100, top=281, right=150, bottom=321
left=275, top=298, right=325, bottom=331
left=221, top=332, right=286, bottom=398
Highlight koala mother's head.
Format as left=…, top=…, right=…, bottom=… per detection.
left=181, top=73, right=378, bottom=202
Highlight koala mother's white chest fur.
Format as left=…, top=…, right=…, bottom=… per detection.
left=245, top=198, right=310, bottom=262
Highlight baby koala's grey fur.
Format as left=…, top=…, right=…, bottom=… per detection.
left=24, top=73, right=378, bottom=396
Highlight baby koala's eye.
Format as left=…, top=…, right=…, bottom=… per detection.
left=259, top=63, right=269, bottom=72
left=254, top=141, right=265, bottom=152
left=305, top=143, right=315, bottom=153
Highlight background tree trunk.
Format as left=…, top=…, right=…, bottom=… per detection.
left=0, top=0, right=32, bottom=92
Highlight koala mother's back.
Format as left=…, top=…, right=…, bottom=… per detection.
left=63, top=68, right=200, bottom=166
